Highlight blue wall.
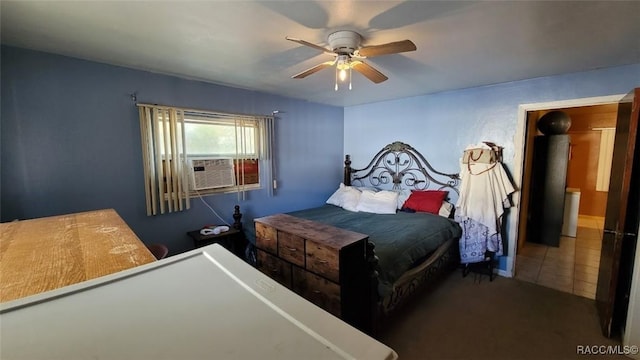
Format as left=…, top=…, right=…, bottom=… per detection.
left=1, top=46, right=344, bottom=254
left=3, top=44, right=638, bottom=264
left=344, top=63, right=640, bottom=270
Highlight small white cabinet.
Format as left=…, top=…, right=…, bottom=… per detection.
left=562, top=188, right=581, bottom=237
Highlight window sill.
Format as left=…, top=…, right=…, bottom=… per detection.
left=190, top=184, right=261, bottom=197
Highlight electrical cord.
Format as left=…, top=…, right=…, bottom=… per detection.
left=193, top=188, right=231, bottom=227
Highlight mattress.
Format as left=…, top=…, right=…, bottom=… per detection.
left=0, top=244, right=397, bottom=360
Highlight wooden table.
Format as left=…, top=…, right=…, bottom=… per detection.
left=0, top=209, right=156, bottom=303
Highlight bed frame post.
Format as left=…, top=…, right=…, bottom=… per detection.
left=232, top=205, right=243, bottom=230
left=344, top=155, right=352, bottom=186
left=366, top=240, right=381, bottom=336
left=232, top=205, right=251, bottom=263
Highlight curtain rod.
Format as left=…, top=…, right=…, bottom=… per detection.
left=136, top=102, right=275, bottom=119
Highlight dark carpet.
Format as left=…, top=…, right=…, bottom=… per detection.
left=378, top=271, right=628, bottom=360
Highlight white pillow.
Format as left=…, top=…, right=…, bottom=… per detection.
left=326, top=183, right=361, bottom=212
left=356, top=190, right=398, bottom=214
left=326, top=183, right=347, bottom=207
left=439, top=201, right=454, bottom=218
left=341, top=187, right=361, bottom=212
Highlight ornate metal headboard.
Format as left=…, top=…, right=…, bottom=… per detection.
left=343, top=141, right=460, bottom=194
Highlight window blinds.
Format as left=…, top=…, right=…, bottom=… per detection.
left=138, top=103, right=276, bottom=216
left=139, top=105, right=190, bottom=215
left=233, top=115, right=276, bottom=201
left=262, top=116, right=276, bottom=197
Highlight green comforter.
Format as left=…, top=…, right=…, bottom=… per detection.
left=287, top=205, right=462, bottom=298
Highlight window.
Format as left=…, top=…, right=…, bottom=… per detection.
left=183, top=113, right=261, bottom=191
left=138, top=105, right=275, bottom=216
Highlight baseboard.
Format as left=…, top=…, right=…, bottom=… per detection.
left=497, top=269, right=511, bottom=278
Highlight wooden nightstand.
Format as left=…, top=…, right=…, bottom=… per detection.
left=187, top=228, right=247, bottom=258
left=188, top=205, right=247, bottom=259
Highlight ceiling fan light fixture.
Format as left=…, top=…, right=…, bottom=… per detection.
left=335, top=55, right=352, bottom=91
left=337, top=55, right=350, bottom=81
left=335, top=68, right=351, bottom=91
left=339, top=68, right=347, bottom=82
left=336, top=55, right=351, bottom=70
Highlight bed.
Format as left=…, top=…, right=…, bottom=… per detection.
left=253, top=141, right=462, bottom=333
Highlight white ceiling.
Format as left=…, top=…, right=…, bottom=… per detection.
left=2, top=1, right=639, bottom=107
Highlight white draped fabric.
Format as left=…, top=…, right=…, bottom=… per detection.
left=456, top=143, right=515, bottom=264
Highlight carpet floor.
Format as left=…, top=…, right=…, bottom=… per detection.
left=378, top=271, right=629, bottom=360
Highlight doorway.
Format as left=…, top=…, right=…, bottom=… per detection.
left=515, top=104, right=619, bottom=299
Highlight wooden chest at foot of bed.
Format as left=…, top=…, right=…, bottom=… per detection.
left=254, top=213, right=371, bottom=332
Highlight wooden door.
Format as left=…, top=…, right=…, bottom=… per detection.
left=517, top=111, right=541, bottom=251
left=596, top=88, right=640, bottom=337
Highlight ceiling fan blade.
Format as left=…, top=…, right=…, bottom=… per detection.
left=355, top=40, right=416, bottom=58
left=285, top=36, right=334, bottom=54
left=352, top=61, right=388, bottom=84
left=292, top=61, right=335, bottom=79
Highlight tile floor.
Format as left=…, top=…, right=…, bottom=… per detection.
left=515, top=215, right=604, bottom=299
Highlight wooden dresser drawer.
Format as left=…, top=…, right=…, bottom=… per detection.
left=278, top=232, right=305, bottom=267
left=254, top=214, right=369, bottom=330
left=292, top=267, right=341, bottom=317
left=256, top=249, right=291, bottom=288
left=255, top=222, right=277, bottom=254
left=306, top=240, right=339, bottom=283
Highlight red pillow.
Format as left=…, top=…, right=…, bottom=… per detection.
left=402, top=190, right=448, bottom=214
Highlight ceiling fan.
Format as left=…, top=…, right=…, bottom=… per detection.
left=286, top=30, right=416, bottom=90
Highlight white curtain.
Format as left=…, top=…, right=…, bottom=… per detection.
left=596, top=128, right=616, bottom=192
left=139, top=105, right=190, bottom=215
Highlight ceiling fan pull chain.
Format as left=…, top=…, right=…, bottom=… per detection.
left=349, top=67, right=352, bottom=90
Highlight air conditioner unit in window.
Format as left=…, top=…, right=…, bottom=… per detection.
left=189, top=158, right=236, bottom=190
